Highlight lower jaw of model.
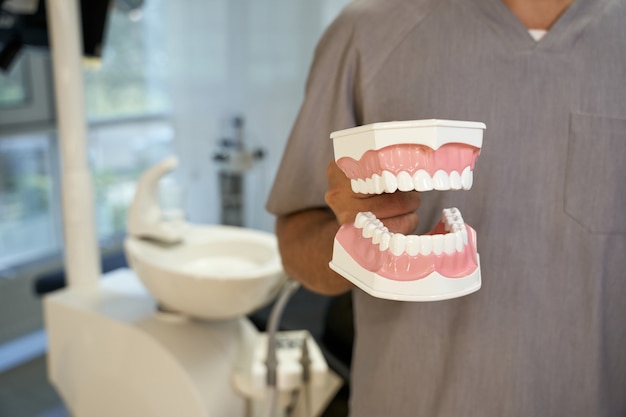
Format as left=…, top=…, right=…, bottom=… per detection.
left=331, top=207, right=480, bottom=302
left=328, top=120, right=484, bottom=301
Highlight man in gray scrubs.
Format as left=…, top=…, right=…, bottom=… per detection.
left=266, top=0, right=626, bottom=415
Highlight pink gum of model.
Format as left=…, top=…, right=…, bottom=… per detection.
left=337, top=143, right=480, bottom=181
left=334, top=220, right=479, bottom=281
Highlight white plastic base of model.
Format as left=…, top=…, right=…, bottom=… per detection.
left=331, top=119, right=485, bottom=161
left=329, top=239, right=481, bottom=302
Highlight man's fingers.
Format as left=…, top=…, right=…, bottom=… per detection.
left=325, top=161, right=422, bottom=233
left=379, top=212, right=420, bottom=235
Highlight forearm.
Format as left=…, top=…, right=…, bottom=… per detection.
left=275, top=208, right=353, bottom=295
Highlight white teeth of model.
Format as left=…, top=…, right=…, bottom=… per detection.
left=444, top=233, right=457, bottom=254
left=362, top=217, right=384, bottom=238
left=461, top=166, right=473, bottom=190
left=366, top=176, right=385, bottom=194
left=365, top=177, right=374, bottom=194
left=449, top=170, right=462, bottom=190
left=353, top=167, right=477, bottom=195
left=354, top=212, right=366, bottom=228
left=456, top=231, right=465, bottom=251
left=362, top=221, right=377, bottom=239
left=382, top=170, right=398, bottom=193
left=443, top=208, right=468, bottom=245
left=354, top=212, right=372, bottom=228
left=432, top=234, right=444, bottom=255
left=372, top=225, right=387, bottom=245
left=350, top=179, right=358, bottom=194
left=371, top=173, right=384, bottom=194
left=420, top=235, right=433, bottom=255
left=443, top=208, right=463, bottom=229
left=389, top=234, right=406, bottom=256
left=413, top=170, right=433, bottom=192
left=433, top=170, right=450, bottom=190
left=397, top=171, right=414, bottom=192
left=405, top=235, right=421, bottom=256
left=360, top=178, right=369, bottom=193
left=355, top=210, right=468, bottom=256
left=379, top=231, right=391, bottom=251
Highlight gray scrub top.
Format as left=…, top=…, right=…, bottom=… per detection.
left=267, top=0, right=626, bottom=415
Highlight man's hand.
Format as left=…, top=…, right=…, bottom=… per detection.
left=275, top=161, right=421, bottom=295
left=324, top=161, right=421, bottom=234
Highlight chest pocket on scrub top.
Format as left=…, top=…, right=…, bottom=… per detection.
left=566, top=113, right=626, bottom=235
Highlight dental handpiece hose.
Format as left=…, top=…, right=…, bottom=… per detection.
left=300, top=334, right=312, bottom=417
left=264, top=279, right=300, bottom=417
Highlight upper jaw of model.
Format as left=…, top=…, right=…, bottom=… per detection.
left=329, top=119, right=485, bottom=302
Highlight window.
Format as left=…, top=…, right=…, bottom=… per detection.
left=0, top=51, right=60, bottom=270
left=0, top=0, right=174, bottom=270
left=84, top=0, right=171, bottom=121
left=0, top=52, right=54, bottom=127
left=85, top=0, right=174, bottom=241
left=0, top=55, right=27, bottom=107
left=0, top=133, right=60, bottom=269
left=90, top=119, right=174, bottom=238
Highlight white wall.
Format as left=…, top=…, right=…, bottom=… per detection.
left=164, top=0, right=350, bottom=232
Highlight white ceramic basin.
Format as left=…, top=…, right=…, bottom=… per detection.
left=124, top=224, right=287, bottom=320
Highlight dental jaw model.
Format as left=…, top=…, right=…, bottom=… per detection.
left=329, top=119, right=485, bottom=301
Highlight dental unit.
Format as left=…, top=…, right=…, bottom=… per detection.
left=41, top=5, right=340, bottom=414
left=329, top=119, right=485, bottom=301
left=44, top=155, right=340, bottom=417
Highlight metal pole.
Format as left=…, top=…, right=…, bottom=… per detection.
left=45, top=0, right=101, bottom=288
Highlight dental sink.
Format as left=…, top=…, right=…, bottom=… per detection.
left=123, top=156, right=287, bottom=321
left=125, top=224, right=287, bottom=320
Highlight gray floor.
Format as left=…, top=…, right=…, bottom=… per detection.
left=0, top=355, right=69, bottom=417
